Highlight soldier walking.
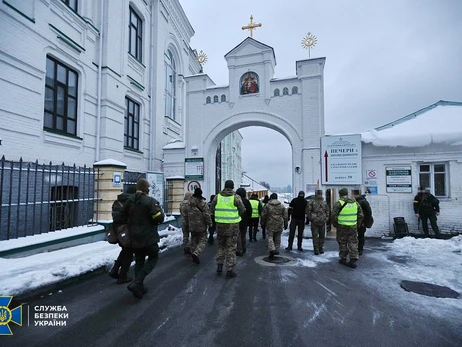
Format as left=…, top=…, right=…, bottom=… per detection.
left=353, top=189, right=372, bottom=255
left=286, top=191, right=308, bottom=251
left=183, top=188, right=212, bottom=264
left=248, top=194, right=262, bottom=241
left=210, top=180, right=246, bottom=279
left=306, top=190, right=330, bottom=255
left=261, top=193, right=288, bottom=258
left=180, top=192, right=192, bottom=254
left=332, top=188, right=363, bottom=269
left=236, top=187, right=252, bottom=256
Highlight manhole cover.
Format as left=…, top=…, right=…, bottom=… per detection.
left=387, top=255, right=411, bottom=264
left=262, top=256, right=292, bottom=264
left=401, top=280, right=460, bottom=298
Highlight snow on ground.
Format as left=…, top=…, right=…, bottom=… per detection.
left=0, top=225, right=183, bottom=297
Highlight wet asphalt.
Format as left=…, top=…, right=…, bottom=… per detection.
left=5, top=237, right=462, bottom=347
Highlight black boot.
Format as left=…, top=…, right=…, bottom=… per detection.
left=108, top=260, right=121, bottom=279
left=216, top=264, right=223, bottom=274
left=226, top=270, right=237, bottom=279
left=127, top=279, right=144, bottom=299
left=117, top=270, right=133, bottom=284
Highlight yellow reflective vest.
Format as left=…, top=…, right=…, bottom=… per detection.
left=215, top=194, right=241, bottom=224
left=338, top=199, right=358, bottom=226
left=250, top=199, right=260, bottom=218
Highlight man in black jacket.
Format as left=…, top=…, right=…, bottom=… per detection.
left=286, top=191, right=308, bottom=251
left=235, top=188, right=252, bottom=256
left=353, top=190, right=372, bottom=255
left=414, top=187, right=440, bottom=238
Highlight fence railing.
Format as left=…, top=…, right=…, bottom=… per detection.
left=0, top=156, right=100, bottom=241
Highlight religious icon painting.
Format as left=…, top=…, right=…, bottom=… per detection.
left=239, top=72, right=259, bottom=95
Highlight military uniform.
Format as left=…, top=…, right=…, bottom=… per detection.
left=414, top=190, right=440, bottom=237
left=332, top=190, right=363, bottom=268
left=287, top=192, right=307, bottom=251
left=261, top=196, right=288, bottom=257
left=306, top=194, right=330, bottom=255
left=180, top=192, right=192, bottom=252
left=248, top=195, right=262, bottom=241
left=211, top=184, right=246, bottom=278
left=354, top=193, right=372, bottom=255
left=183, top=193, right=212, bottom=263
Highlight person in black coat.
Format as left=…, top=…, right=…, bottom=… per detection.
left=353, top=190, right=372, bottom=255
left=235, top=188, right=252, bottom=256
left=414, top=187, right=440, bottom=237
left=286, top=191, right=308, bottom=251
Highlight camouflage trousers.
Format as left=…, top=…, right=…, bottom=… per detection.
left=182, top=228, right=190, bottom=249
left=216, top=223, right=239, bottom=271
left=311, top=223, right=326, bottom=252
left=336, top=225, right=359, bottom=261
left=190, top=230, right=207, bottom=257
left=267, top=230, right=282, bottom=252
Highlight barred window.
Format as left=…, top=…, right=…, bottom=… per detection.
left=125, top=97, right=140, bottom=150
left=44, top=56, right=78, bottom=136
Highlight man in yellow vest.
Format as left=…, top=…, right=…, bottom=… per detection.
left=248, top=193, right=263, bottom=241
left=332, top=188, right=363, bottom=268
left=211, top=180, right=246, bottom=279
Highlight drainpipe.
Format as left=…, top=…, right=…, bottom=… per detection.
left=95, top=0, right=104, bottom=162
left=149, top=1, right=159, bottom=171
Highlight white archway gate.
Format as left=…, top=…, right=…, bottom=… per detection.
left=163, top=37, right=326, bottom=200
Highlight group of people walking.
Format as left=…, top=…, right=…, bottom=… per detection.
left=108, top=177, right=376, bottom=299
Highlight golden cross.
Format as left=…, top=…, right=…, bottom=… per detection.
left=242, top=15, right=262, bottom=38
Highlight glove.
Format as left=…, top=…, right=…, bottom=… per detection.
left=305, top=218, right=310, bottom=225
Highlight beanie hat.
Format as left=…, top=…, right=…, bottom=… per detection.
left=270, top=193, right=278, bottom=200
left=298, top=191, right=305, bottom=197
left=315, top=189, right=323, bottom=196
left=193, top=188, right=203, bottom=197
left=224, top=180, right=234, bottom=189
left=136, top=178, right=150, bottom=193
left=236, top=187, right=247, bottom=199
left=339, top=188, right=348, bottom=196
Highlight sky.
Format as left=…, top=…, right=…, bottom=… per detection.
left=179, top=0, right=462, bottom=188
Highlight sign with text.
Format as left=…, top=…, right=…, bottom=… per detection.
left=321, top=135, right=362, bottom=185
left=185, top=158, right=204, bottom=180
left=386, top=166, right=412, bottom=193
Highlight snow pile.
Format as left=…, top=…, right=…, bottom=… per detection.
left=361, top=104, right=462, bottom=147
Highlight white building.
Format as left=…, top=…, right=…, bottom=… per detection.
left=0, top=0, right=201, bottom=173
left=220, top=130, right=243, bottom=189
left=359, top=100, right=462, bottom=236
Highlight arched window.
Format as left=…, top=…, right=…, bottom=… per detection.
left=213, top=95, right=218, bottom=103
left=274, top=88, right=280, bottom=96
left=283, top=87, right=289, bottom=95
left=292, top=86, right=298, bottom=94
left=221, top=94, right=226, bottom=102
left=239, top=71, right=259, bottom=95
left=206, top=96, right=211, bottom=104
left=165, top=50, right=176, bottom=120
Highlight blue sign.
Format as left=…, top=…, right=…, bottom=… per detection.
left=113, top=172, right=122, bottom=187
left=366, top=186, right=378, bottom=195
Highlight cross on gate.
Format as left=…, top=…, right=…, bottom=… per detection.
left=242, top=15, right=262, bottom=38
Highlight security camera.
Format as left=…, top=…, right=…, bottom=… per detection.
left=295, top=166, right=301, bottom=174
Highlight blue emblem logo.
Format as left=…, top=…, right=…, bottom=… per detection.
left=0, top=296, right=22, bottom=335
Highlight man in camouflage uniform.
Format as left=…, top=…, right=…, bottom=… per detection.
left=261, top=193, right=288, bottom=259
left=180, top=192, right=192, bottom=254
left=306, top=190, right=330, bottom=255
left=332, top=188, right=363, bottom=268
left=210, top=180, right=246, bottom=279
left=183, top=188, right=212, bottom=264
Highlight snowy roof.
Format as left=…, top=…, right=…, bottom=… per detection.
left=93, top=159, right=127, bottom=167
left=206, top=85, right=229, bottom=90
left=361, top=101, right=462, bottom=147
left=270, top=75, right=298, bottom=81
left=163, top=140, right=185, bottom=149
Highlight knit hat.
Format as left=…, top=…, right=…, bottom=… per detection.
left=224, top=180, right=234, bottom=189
left=270, top=193, right=278, bottom=199
left=193, top=188, right=203, bottom=197
left=136, top=178, right=150, bottom=193
left=298, top=191, right=305, bottom=197
left=236, top=188, right=247, bottom=199
left=315, top=189, right=323, bottom=196
left=339, top=188, right=348, bottom=196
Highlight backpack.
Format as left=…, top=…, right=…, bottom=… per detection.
left=106, top=200, right=124, bottom=244
left=365, top=215, right=374, bottom=229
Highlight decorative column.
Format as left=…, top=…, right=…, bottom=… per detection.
left=93, top=159, right=127, bottom=223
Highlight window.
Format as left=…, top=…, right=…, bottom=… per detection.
left=213, top=95, right=218, bottom=103
left=283, top=87, right=289, bottom=95
left=274, top=89, right=280, bottom=96
left=129, top=6, right=143, bottom=62
left=206, top=96, right=211, bottom=104
left=419, top=163, right=447, bottom=197
left=44, top=56, right=78, bottom=136
left=292, top=86, right=298, bottom=94
left=221, top=94, right=226, bottom=102
left=61, top=0, right=78, bottom=12
left=165, top=50, right=177, bottom=120
left=125, top=97, right=140, bottom=150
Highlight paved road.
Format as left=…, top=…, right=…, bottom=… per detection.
left=6, top=238, right=462, bottom=347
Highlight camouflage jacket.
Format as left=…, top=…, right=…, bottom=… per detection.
left=261, top=199, right=288, bottom=232
left=306, top=198, right=330, bottom=225
left=332, top=196, right=363, bottom=229
left=210, top=188, right=246, bottom=235
left=183, top=196, right=212, bottom=233
left=180, top=198, right=190, bottom=232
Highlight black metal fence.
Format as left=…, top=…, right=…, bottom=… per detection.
left=0, top=156, right=100, bottom=241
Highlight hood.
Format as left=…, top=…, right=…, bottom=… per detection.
left=117, top=192, right=133, bottom=203
left=189, top=196, right=203, bottom=208
left=268, top=199, right=282, bottom=206
left=219, top=188, right=235, bottom=197
left=340, top=197, right=357, bottom=204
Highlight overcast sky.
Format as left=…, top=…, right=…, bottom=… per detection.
left=180, top=0, right=462, bottom=188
